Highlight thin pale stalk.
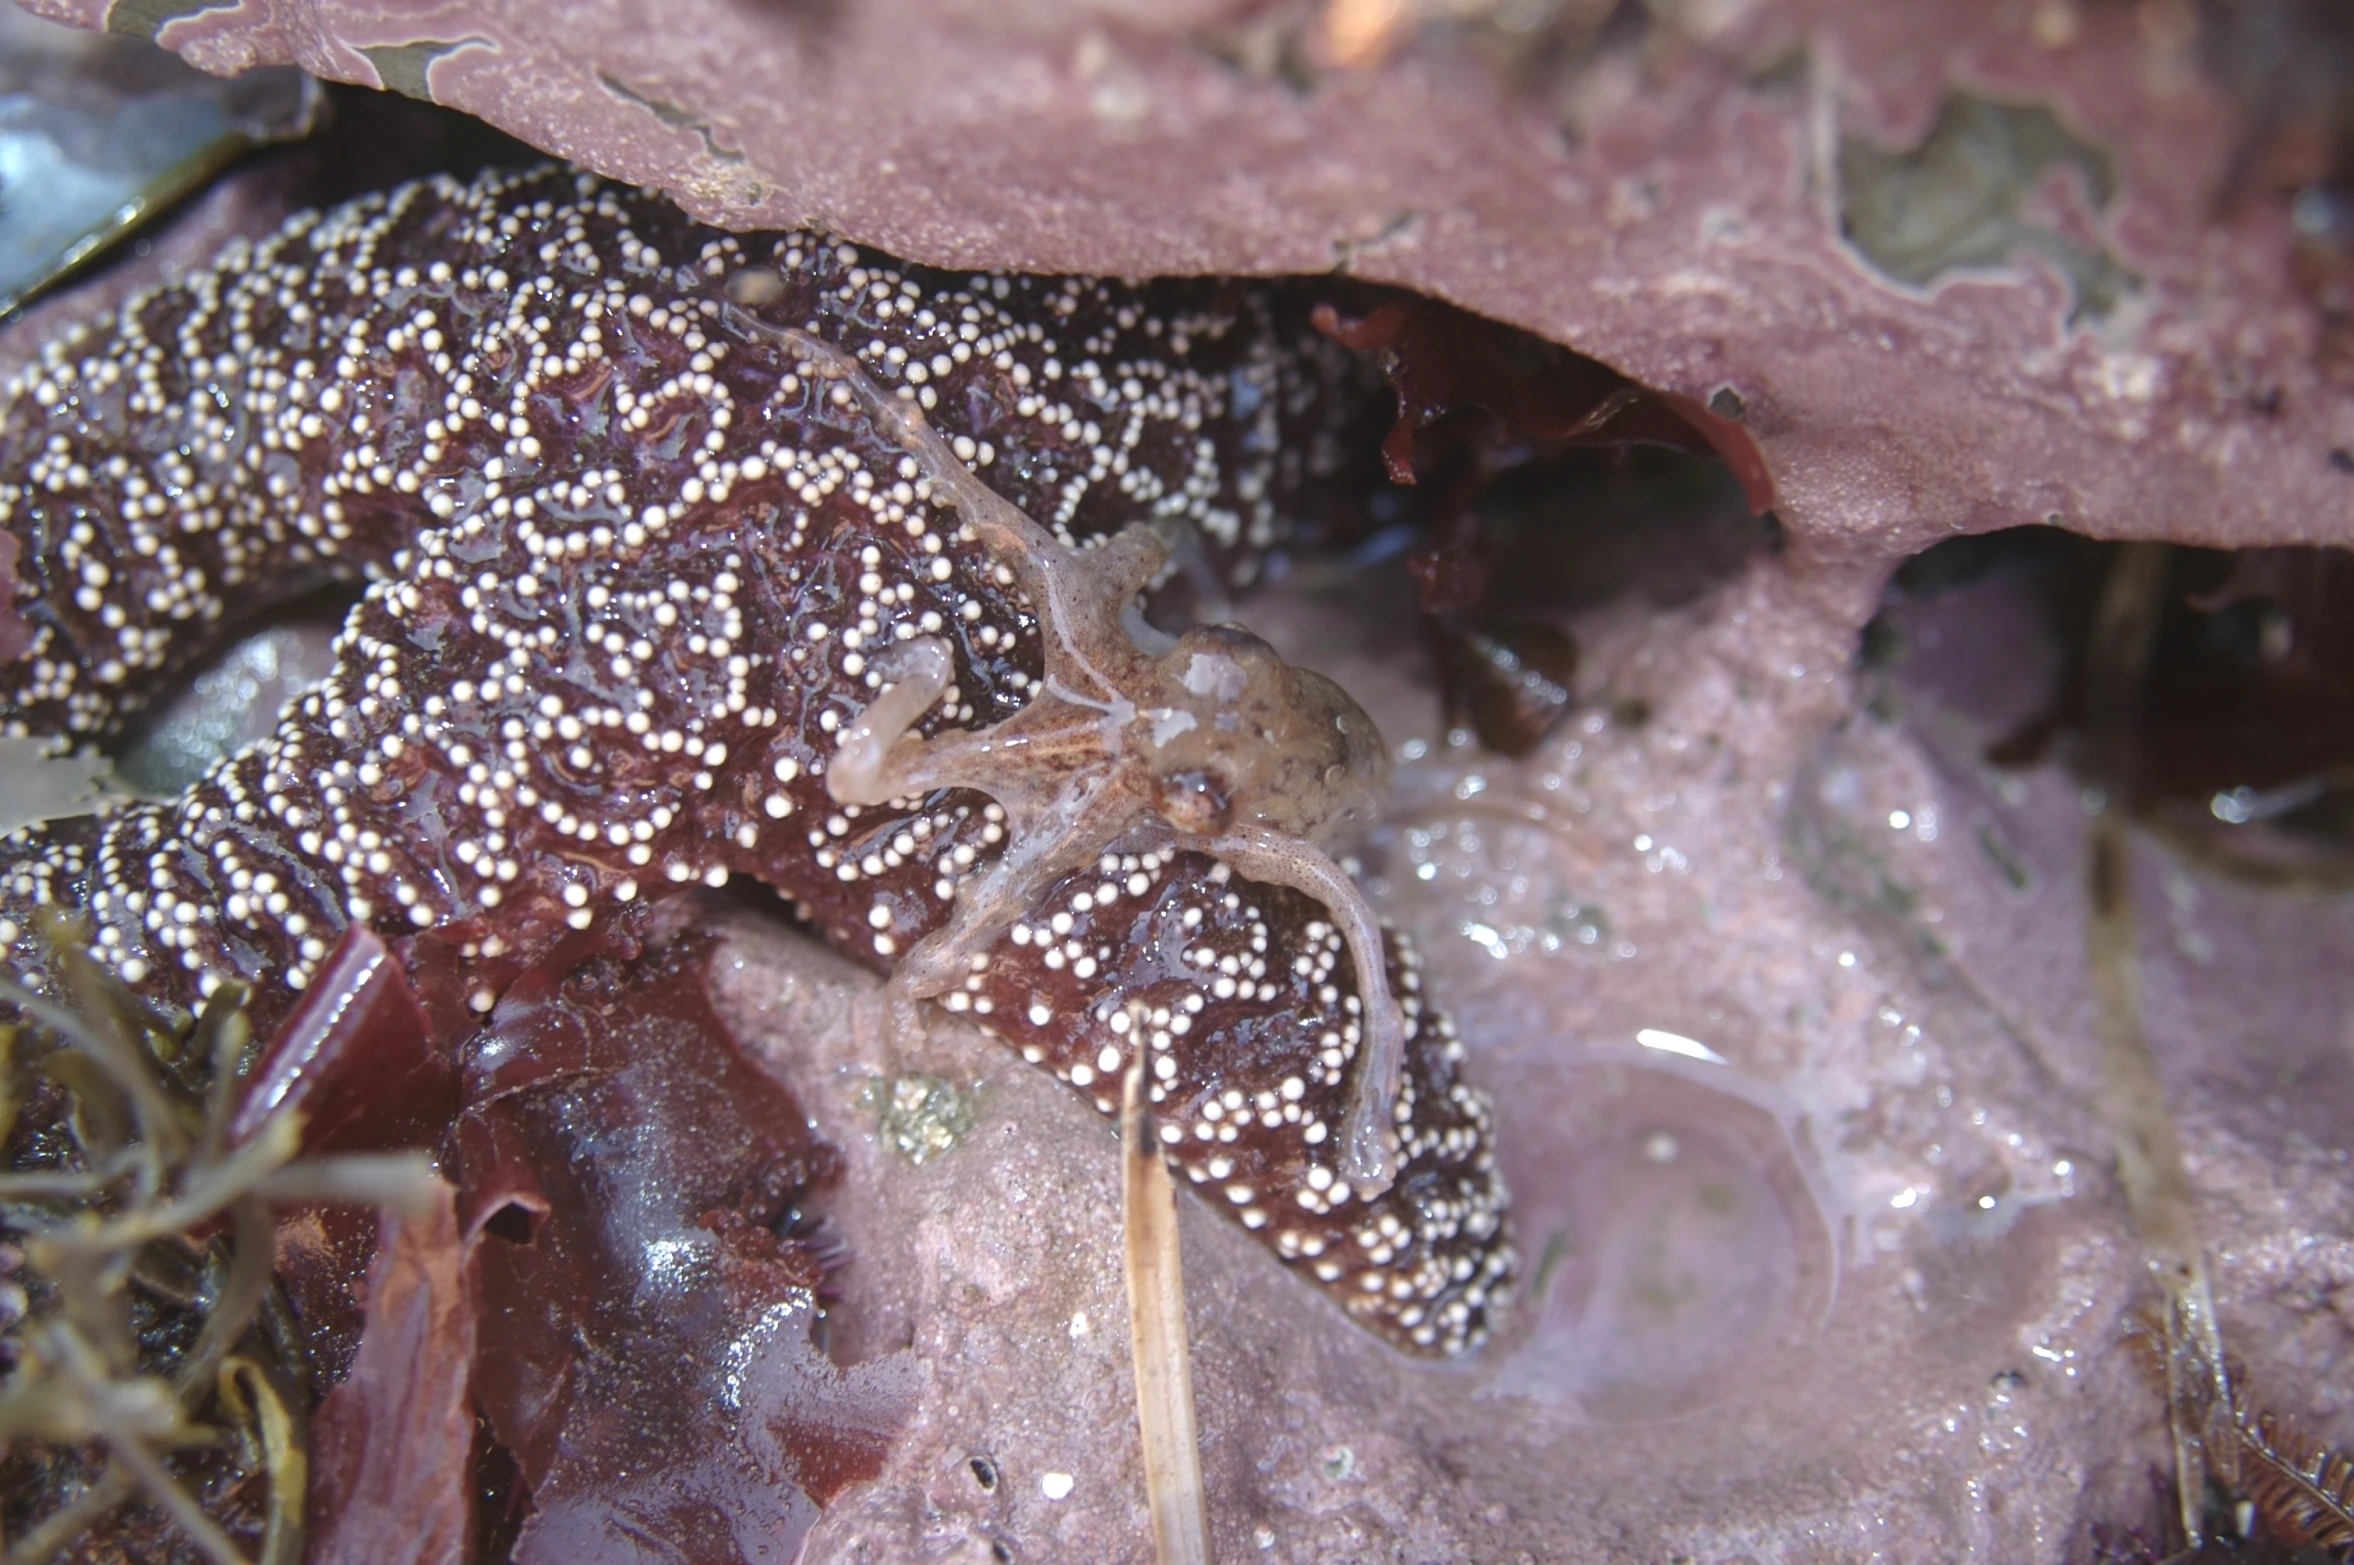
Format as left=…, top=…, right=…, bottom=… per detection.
left=1122, top=1054, right=1212, bottom=1565
left=102, top=1433, right=249, bottom=1565
left=2088, top=816, right=2237, bottom=1537
left=48, top=937, right=196, bottom=1165
left=0, top=1173, right=108, bottom=1202
left=195, top=986, right=251, bottom=1165
left=217, top=1355, right=306, bottom=1565
left=2081, top=543, right=2237, bottom=1544
left=0, top=976, right=183, bottom=1164
left=59, top=1115, right=298, bottom=1256
left=3, top=1465, right=131, bottom=1565
left=247, top=1152, right=439, bottom=1217
left=174, top=1200, right=275, bottom=1398
left=43, top=1326, right=247, bottom=1565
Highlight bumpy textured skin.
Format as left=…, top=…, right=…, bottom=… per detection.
left=0, top=166, right=1511, bottom=1355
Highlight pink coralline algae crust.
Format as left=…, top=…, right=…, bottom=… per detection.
left=0, top=165, right=1509, bottom=1356
left=22, top=0, right=2352, bottom=584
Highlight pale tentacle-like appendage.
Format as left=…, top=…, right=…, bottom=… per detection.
left=792, top=326, right=1411, bottom=1192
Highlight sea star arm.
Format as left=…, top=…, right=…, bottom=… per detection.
left=767, top=320, right=1168, bottom=705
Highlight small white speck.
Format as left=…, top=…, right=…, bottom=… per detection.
left=1041, top=1472, right=1075, bottom=1501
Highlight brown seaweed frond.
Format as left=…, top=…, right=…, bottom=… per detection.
left=0, top=912, right=434, bottom=1565
left=2232, top=1386, right=2354, bottom=1552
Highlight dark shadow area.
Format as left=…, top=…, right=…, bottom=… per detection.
left=107, top=585, right=358, bottom=794
left=1308, top=434, right=1773, bottom=757
left=1473, top=444, right=1775, bottom=619
left=1869, top=525, right=2354, bottom=887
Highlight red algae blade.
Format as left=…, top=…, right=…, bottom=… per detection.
left=304, top=1182, right=475, bottom=1565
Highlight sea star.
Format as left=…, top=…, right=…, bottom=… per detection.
left=0, top=165, right=1512, bottom=1354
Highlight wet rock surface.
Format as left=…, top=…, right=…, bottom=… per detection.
left=698, top=538, right=2351, bottom=1560
left=3, top=1, right=2350, bottom=1558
